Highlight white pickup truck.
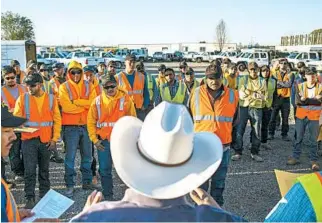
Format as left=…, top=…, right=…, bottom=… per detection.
left=100, top=52, right=124, bottom=68
left=193, top=52, right=211, bottom=63
left=235, top=52, right=270, bottom=67
left=286, top=51, right=321, bottom=69
left=60, top=52, right=104, bottom=67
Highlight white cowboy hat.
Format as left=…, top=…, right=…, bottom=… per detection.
left=110, top=101, right=223, bottom=199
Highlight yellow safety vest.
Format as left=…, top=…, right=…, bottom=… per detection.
left=145, top=72, right=154, bottom=101
left=265, top=78, right=276, bottom=108
left=238, top=75, right=266, bottom=108
left=184, top=79, right=200, bottom=95
left=297, top=172, right=322, bottom=221
left=160, top=81, right=187, bottom=104
left=42, top=79, right=53, bottom=94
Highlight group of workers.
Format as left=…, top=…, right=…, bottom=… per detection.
left=1, top=54, right=321, bottom=214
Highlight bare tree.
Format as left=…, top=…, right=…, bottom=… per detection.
left=216, top=19, right=227, bottom=52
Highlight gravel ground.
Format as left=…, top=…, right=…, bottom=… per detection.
left=4, top=63, right=321, bottom=221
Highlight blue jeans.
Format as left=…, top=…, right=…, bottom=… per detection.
left=200, top=149, right=230, bottom=206
left=63, top=126, right=92, bottom=187
left=235, top=107, right=263, bottom=155
left=97, top=140, right=113, bottom=198
left=293, top=118, right=319, bottom=161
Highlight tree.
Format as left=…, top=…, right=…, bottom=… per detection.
left=216, top=19, right=227, bottom=52
left=1, top=11, right=35, bottom=40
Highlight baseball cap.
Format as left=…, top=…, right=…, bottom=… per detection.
left=305, top=67, right=317, bottom=75
left=1, top=103, right=27, bottom=129
left=179, top=61, right=188, bottom=69
left=10, top=60, right=20, bottom=67
left=2, top=66, right=15, bottom=77
left=24, top=73, right=44, bottom=85
left=52, top=63, right=64, bottom=70
left=83, top=66, right=95, bottom=73
left=97, top=62, right=106, bottom=67
left=101, top=74, right=117, bottom=87
left=248, top=62, right=259, bottom=70
left=125, top=54, right=136, bottom=61
left=205, top=64, right=222, bottom=79
left=158, top=64, right=166, bottom=71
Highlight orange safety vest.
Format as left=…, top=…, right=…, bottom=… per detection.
left=191, top=85, right=238, bottom=144
left=21, top=93, right=55, bottom=143
left=95, top=94, right=128, bottom=141
left=1, top=178, right=21, bottom=222
left=1, top=85, right=26, bottom=109
left=49, top=78, right=61, bottom=95
left=276, top=71, right=291, bottom=98
left=61, top=80, right=90, bottom=125
left=116, top=72, right=144, bottom=109
left=296, top=82, right=322, bottom=121
left=95, top=84, right=102, bottom=96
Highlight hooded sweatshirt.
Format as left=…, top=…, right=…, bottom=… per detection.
left=59, top=61, right=96, bottom=115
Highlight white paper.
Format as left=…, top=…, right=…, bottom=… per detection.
left=22, top=189, right=74, bottom=222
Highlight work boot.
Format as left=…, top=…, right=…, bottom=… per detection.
left=311, top=161, right=320, bottom=171
left=82, top=183, right=100, bottom=191
left=231, top=154, right=242, bottom=161
left=50, top=150, right=64, bottom=163
left=251, top=154, right=264, bottom=162
left=267, top=134, right=274, bottom=140
left=261, top=143, right=272, bottom=150
left=65, top=187, right=74, bottom=198
left=25, top=198, right=35, bottom=209
left=287, top=157, right=300, bottom=165
left=282, top=135, right=291, bottom=142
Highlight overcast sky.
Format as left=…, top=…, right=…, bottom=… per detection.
left=2, top=0, right=321, bottom=46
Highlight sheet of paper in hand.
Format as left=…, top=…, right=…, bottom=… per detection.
left=22, top=189, right=74, bottom=222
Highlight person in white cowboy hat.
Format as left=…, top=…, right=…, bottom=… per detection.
left=71, top=102, right=245, bottom=222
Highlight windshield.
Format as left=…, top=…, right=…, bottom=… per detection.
left=287, top=53, right=299, bottom=59
left=242, top=53, right=251, bottom=58
left=102, top=52, right=114, bottom=58
left=74, top=52, right=90, bottom=57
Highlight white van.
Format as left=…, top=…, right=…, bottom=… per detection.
left=1, top=40, right=36, bottom=70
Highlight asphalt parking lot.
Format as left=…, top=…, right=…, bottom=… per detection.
left=5, top=63, right=320, bottom=221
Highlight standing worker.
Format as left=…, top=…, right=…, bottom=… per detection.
left=155, top=64, right=166, bottom=88
left=49, top=63, right=66, bottom=97
left=232, top=62, right=267, bottom=162
left=182, top=67, right=200, bottom=96
left=1, top=66, right=26, bottom=182
left=269, top=59, right=295, bottom=141
left=115, top=54, right=150, bottom=121
left=59, top=61, right=98, bottom=198
left=189, top=64, right=239, bottom=206
left=178, top=61, right=189, bottom=81
left=87, top=74, right=136, bottom=200
left=287, top=68, right=322, bottom=171
left=96, top=62, right=106, bottom=80
left=106, top=61, right=117, bottom=76
left=223, top=65, right=239, bottom=89
left=155, top=68, right=188, bottom=106
left=10, top=60, right=26, bottom=85
left=259, top=65, right=277, bottom=150
left=1, top=103, right=34, bottom=222
left=136, top=61, right=157, bottom=113
left=14, top=73, right=62, bottom=209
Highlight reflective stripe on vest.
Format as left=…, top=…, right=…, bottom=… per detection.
left=65, top=81, right=90, bottom=100
left=96, top=96, right=125, bottom=128
left=119, top=72, right=144, bottom=96
left=1, top=179, right=20, bottom=222
left=42, top=80, right=52, bottom=94
left=298, top=172, right=322, bottom=221
left=24, top=93, right=54, bottom=127
left=194, top=87, right=235, bottom=122
left=298, top=106, right=322, bottom=111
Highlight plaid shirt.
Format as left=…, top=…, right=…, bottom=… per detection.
left=154, top=80, right=189, bottom=106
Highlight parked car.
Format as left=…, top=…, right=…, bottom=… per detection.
left=153, top=52, right=164, bottom=61
left=60, top=52, right=105, bottom=67
left=183, top=52, right=198, bottom=62
left=193, top=52, right=211, bottom=63
left=286, top=51, right=321, bottom=69
left=101, top=52, right=124, bottom=68
left=42, top=52, right=65, bottom=64
left=163, top=53, right=174, bottom=62
left=235, top=51, right=270, bottom=67
left=172, top=51, right=184, bottom=61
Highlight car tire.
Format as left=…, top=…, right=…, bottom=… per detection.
left=115, top=61, right=122, bottom=69
left=197, top=58, right=202, bottom=63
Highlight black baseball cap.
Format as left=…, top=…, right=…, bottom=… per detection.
left=52, top=63, right=64, bottom=70
left=107, top=61, right=116, bottom=67
left=97, top=62, right=106, bottom=67
left=179, top=61, right=188, bottom=69
left=1, top=103, right=27, bottom=129
left=125, top=54, right=136, bottom=61
left=205, top=64, right=222, bottom=79
left=158, top=64, right=166, bottom=71
left=83, top=66, right=95, bottom=73
left=24, top=73, right=44, bottom=85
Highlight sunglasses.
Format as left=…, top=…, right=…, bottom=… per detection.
left=70, top=70, right=82, bottom=75
left=280, top=62, right=288, bottom=65
left=40, top=69, right=48, bottom=72
left=164, top=73, right=174, bottom=76
left=5, top=76, right=15, bottom=80
left=180, top=66, right=187, bottom=69
left=103, top=85, right=116, bottom=90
